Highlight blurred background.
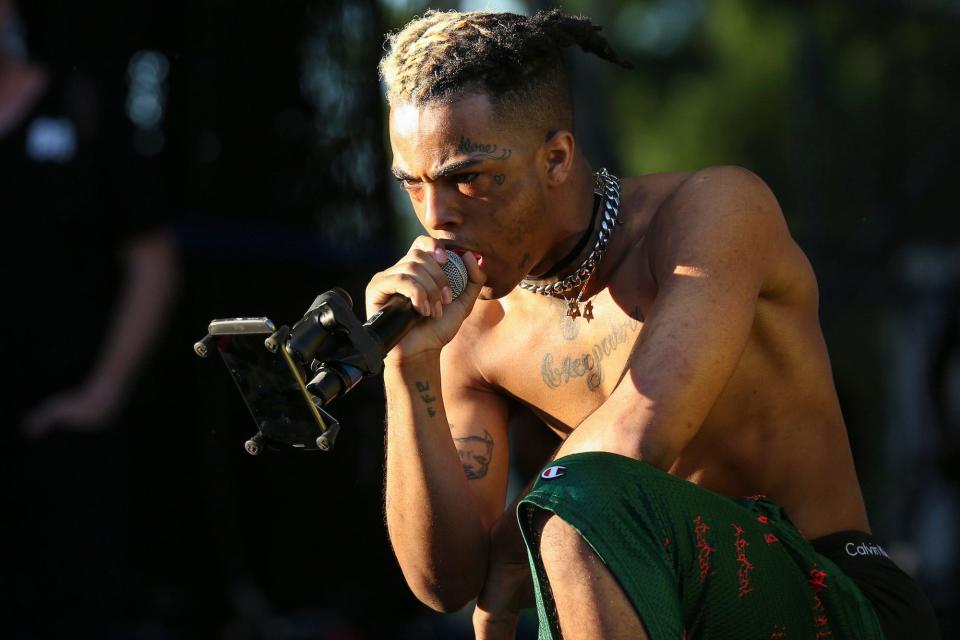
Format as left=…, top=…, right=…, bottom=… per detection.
left=2, top=0, right=958, bottom=637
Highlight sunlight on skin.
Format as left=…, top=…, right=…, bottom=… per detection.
left=674, top=264, right=708, bottom=278
left=390, top=103, right=422, bottom=140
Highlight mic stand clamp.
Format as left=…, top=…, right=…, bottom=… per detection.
left=286, top=288, right=385, bottom=407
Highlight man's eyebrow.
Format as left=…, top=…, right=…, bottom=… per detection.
left=433, top=158, right=482, bottom=179
left=391, top=167, right=415, bottom=181
left=391, top=158, right=483, bottom=182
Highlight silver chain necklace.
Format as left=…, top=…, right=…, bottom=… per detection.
left=519, top=168, right=621, bottom=319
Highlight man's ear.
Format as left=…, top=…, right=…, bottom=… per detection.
left=541, top=129, right=576, bottom=186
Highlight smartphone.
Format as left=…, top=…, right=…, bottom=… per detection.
left=207, top=317, right=337, bottom=452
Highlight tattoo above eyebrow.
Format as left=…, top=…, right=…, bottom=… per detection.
left=392, top=135, right=510, bottom=184
left=392, top=159, right=482, bottom=183
left=458, top=135, right=512, bottom=161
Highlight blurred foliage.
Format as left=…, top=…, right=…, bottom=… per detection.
left=602, top=0, right=960, bottom=250
left=612, top=0, right=795, bottom=178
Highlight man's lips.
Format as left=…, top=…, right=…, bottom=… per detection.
left=447, top=245, right=485, bottom=269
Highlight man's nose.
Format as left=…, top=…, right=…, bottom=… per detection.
left=422, top=184, right=461, bottom=231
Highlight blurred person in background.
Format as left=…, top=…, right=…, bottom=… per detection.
left=0, top=0, right=178, bottom=634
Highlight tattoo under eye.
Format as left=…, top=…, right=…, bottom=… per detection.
left=494, top=174, right=505, bottom=185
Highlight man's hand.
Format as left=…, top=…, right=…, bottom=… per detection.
left=473, top=509, right=536, bottom=640
left=473, top=561, right=532, bottom=640
left=21, top=382, right=120, bottom=438
left=366, top=235, right=485, bottom=365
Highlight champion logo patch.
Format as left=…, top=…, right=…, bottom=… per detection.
left=541, top=465, right=567, bottom=480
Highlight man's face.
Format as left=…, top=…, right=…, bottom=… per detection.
left=388, top=93, right=548, bottom=299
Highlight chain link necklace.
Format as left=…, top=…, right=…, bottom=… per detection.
left=519, top=168, right=621, bottom=319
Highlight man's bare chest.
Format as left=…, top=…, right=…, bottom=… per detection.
left=472, top=201, right=661, bottom=434
left=479, top=288, right=650, bottom=435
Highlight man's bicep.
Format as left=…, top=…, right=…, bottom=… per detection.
left=564, top=167, right=784, bottom=467
left=440, top=345, right=511, bottom=529
left=605, top=271, right=759, bottom=465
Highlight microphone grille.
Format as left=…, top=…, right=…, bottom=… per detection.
left=442, top=250, right=469, bottom=299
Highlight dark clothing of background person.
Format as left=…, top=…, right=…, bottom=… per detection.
left=1, top=64, right=172, bottom=634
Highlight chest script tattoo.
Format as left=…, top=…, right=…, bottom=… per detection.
left=540, top=308, right=641, bottom=391
left=458, top=135, right=512, bottom=161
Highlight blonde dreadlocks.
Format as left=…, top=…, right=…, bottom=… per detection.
left=379, top=9, right=631, bottom=132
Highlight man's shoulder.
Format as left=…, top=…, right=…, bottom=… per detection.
left=673, top=165, right=777, bottom=209
left=630, top=165, right=778, bottom=226
left=627, top=165, right=788, bottom=255
left=625, top=165, right=814, bottom=303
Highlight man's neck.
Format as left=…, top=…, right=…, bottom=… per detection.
left=526, top=158, right=598, bottom=281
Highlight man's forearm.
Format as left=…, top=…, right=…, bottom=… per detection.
left=89, top=231, right=179, bottom=399
left=384, top=353, right=489, bottom=612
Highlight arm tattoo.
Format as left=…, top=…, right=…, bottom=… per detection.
left=415, top=380, right=437, bottom=417
left=453, top=429, right=494, bottom=480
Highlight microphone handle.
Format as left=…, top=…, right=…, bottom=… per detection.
left=364, top=293, right=423, bottom=356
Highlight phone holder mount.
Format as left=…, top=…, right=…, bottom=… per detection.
left=194, top=288, right=383, bottom=456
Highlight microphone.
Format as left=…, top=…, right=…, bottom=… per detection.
left=294, top=250, right=468, bottom=404
left=364, top=249, right=469, bottom=354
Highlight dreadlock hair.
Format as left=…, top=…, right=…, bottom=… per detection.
left=379, top=9, right=631, bottom=137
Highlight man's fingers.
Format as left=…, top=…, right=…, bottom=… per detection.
left=366, top=238, right=453, bottom=318
left=461, top=250, right=486, bottom=285
left=22, top=415, right=53, bottom=438
left=452, top=251, right=487, bottom=311
left=398, top=261, right=444, bottom=308
left=21, top=402, right=63, bottom=438
left=473, top=607, right=519, bottom=640
left=409, top=248, right=451, bottom=290
left=411, top=235, right=448, bottom=263
left=381, top=271, right=438, bottom=316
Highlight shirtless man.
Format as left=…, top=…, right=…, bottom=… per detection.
left=368, top=9, right=937, bottom=639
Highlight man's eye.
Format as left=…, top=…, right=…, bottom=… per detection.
left=454, top=173, right=479, bottom=184
left=401, top=178, right=420, bottom=189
